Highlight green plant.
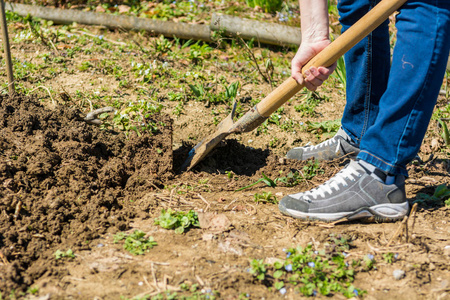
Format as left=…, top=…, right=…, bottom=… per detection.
left=438, top=119, right=450, bottom=146
left=109, top=100, right=164, bottom=137
left=154, top=209, right=200, bottom=234
left=26, top=286, right=39, bottom=295
left=188, top=83, right=207, bottom=101
left=78, top=61, right=93, bottom=71
left=114, top=230, right=157, bottom=255
left=331, top=55, right=346, bottom=90
left=224, top=81, right=240, bottom=100
left=294, top=90, right=327, bottom=117
left=363, top=254, right=375, bottom=270
left=250, top=245, right=367, bottom=298
left=54, top=249, right=75, bottom=260
left=235, top=172, right=276, bottom=191
left=301, top=160, right=324, bottom=180
left=249, top=259, right=268, bottom=280
left=254, top=191, right=278, bottom=204
left=383, top=252, right=396, bottom=264
left=306, top=119, right=341, bottom=137
left=245, top=0, right=283, bottom=13
left=188, top=41, right=212, bottom=64
left=153, top=35, right=173, bottom=53
left=275, top=170, right=304, bottom=187
left=414, top=184, right=450, bottom=206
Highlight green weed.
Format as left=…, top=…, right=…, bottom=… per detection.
left=294, top=90, right=326, bottom=117
left=254, top=191, right=278, bottom=204
left=26, top=287, right=39, bottom=295
left=224, top=81, right=240, bottom=100
left=108, top=100, right=164, bottom=137
left=438, top=119, right=450, bottom=146
left=249, top=259, right=267, bottom=280
left=235, top=172, right=276, bottom=191
left=153, top=35, right=173, bottom=53
left=275, top=161, right=323, bottom=187
left=188, top=41, right=213, bottom=64
left=275, top=171, right=304, bottom=187
left=414, top=184, right=450, bottom=206
left=306, top=119, right=341, bottom=137
left=245, top=0, right=283, bottom=13
left=301, top=160, right=324, bottom=180
left=188, top=83, right=207, bottom=101
left=78, top=61, right=93, bottom=71
left=131, top=289, right=219, bottom=300
left=54, top=249, right=75, bottom=260
left=114, top=230, right=157, bottom=255
left=331, top=55, right=346, bottom=90
left=154, top=209, right=200, bottom=234
left=250, top=244, right=367, bottom=298
left=383, top=252, right=396, bottom=264
left=280, top=119, right=297, bottom=132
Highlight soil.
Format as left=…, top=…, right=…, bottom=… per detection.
left=0, top=20, right=449, bottom=300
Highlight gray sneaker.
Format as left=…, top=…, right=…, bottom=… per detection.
left=278, top=160, right=409, bottom=222
left=286, top=128, right=360, bottom=161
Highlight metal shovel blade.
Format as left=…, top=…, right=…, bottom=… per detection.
left=180, top=102, right=267, bottom=171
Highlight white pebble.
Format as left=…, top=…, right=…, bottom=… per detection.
left=393, top=269, right=405, bottom=280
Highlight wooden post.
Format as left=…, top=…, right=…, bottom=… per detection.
left=0, top=0, right=14, bottom=95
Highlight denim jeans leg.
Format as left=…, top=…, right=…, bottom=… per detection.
left=358, top=0, right=450, bottom=176
left=337, top=0, right=391, bottom=143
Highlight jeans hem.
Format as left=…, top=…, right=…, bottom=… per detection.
left=357, top=151, right=408, bottom=176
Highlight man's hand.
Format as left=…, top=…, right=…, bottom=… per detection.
left=291, top=40, right=337, bottom=91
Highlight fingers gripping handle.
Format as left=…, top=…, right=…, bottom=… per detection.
left=255, top=0, right=407, bottom=117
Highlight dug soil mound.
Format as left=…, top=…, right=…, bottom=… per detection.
left=0, top=94, right=173, bottom=292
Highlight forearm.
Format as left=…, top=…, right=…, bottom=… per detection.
left=299, top=0, right=329, bottom=43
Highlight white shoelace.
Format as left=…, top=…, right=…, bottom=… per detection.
left=302, top=165, right=361, bottom=200
left=305, top=136, right=338, bottom=151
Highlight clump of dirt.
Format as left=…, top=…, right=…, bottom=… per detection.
left=0, top=94, right=173, bottom=292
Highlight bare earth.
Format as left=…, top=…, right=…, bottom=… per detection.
left=0, top=22, right=449, bottom=300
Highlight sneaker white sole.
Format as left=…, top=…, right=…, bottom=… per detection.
left=283, top=202, right=409, bottom=222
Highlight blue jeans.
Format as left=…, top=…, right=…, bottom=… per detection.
left=337, top=0, right=450, bottom=176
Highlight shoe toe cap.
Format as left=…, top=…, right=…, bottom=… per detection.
left=286, top=148, right=304, bottom=160
left=279, top=195, right=309, bottom=215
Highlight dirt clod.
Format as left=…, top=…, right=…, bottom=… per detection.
left=0, top=94, right=173, bottom=293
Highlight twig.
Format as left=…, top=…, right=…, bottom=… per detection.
left=195, top=274, right=205, bottom=286
left=223, top=199, right=238, bottom=210
left=408, top=203, right=418, bottom=242
left=151, top=263, right=160, bottom=292
left=27, top=86, right=56, bottom=106
left=245, top=202, right=257, bottom=215
left=367, top=241, right=409, bottom=253
left=13, top=200, right=22, bottom=218
left=386, top=216, right=409, bottom=247
left=197, top=193, right=210, bottom=212
left=75, top=29, right=127, bottom=46
left=143, top=276, right=153, bottom=290
left=238, top=36, right=271, bottom=85
left=0, top=251, right=9, bottom=264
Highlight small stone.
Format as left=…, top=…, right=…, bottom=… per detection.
left=443, top=245, right=450, bottom=256
left=248, top=139, right=253, bottom=143
left=429, top=262, right=436, bottom=271
left=393, top=269, right=405, bottom=280
left=279, top=157, right=286, bottom=165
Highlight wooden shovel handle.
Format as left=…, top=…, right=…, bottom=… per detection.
left=256, top=0, right=407, bottom=117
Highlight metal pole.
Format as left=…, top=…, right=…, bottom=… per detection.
left=0, top=0, right=14, bottom=95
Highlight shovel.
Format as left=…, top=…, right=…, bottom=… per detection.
left=181, top=0, right=407, bottom=171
